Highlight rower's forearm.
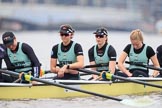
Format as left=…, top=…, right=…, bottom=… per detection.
left=109, top=67, right=115, bottom=74
left=68, top=62, right=84, bottom=69
left=51, top=67, right=59, bottom=73
left=118, top=64, right=127, bottom=73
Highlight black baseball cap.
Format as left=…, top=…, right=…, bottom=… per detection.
left=59, top=24, right=74, bottom=34
left=2, top=32, right=15, bottom=46
left=93, top=27, right=108, bottom=36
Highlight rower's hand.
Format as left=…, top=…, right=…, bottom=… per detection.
left=91, top=75, right=100, bottom=81
left=127, top=72, right=133, bottom=77
left=19, top=72, right=24, bottom=80
left=31, top=81, right=38, bottom=85
left=58, top=65, right=67, bottom=78
left=19, top=72, right=32, bottom=82
left=57, top=70, right=64, bottom=78
left=125, top=70, right=133, bottom=77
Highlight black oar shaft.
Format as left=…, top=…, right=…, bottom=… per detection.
left=84, top=64, right=108, bottom=68
left=112, top=75, right=162, bottom=88
left=125, top=61, right=162, bottom=71
left=78, top=69, right=162, bottom=89
left=32, top=77, right=122, bottom=101
left=78, top=69, right=100, bottom=75
left=0, top=69, right=122, bottom=102
left=83, top=62, right=119, bottom=68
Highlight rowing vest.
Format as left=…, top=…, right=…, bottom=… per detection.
left=129, top=45, right=148, bottom=70
left=94, top=45, right=110, bottom=72
left=7, top=43, right=32, bottom=72
left=57, top=42, right=76, bottom=67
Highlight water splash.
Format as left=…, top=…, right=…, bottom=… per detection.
left=121, top=96, right=155, bottom=107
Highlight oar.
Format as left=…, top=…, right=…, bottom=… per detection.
left=57, top=63, right=110, bottom=69
left=0, top=69, right=154, bottom=107
left=77, top=62, right=118, bottom=68
left=56, top=64, right=108, bottom=68
left=77, top=69, right=162, bottom=89
left=42, top=70, right=89, bottom=77
left=0, top=68, right=51, bottom=77
left=125, top=61, right=162, bottom=71
left=84, top=63, right=108, bottom=68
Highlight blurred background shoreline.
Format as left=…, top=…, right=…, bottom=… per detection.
left=0, top=0, right=162, bottom=34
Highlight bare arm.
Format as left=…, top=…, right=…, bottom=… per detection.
left=89, top=61, right=99, bottom=79
left=118, top=51, right=132, bottom=77
left=66, top=55, right=84, bottom=69
left=151, top=55, right=160, bottom=77
left=50, top=58, right=60, bottom=73
left=109, top=61, right=116, bottom=74
left=57, top=55, right=83, bottom=78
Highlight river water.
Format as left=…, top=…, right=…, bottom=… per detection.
left=0, top=31, right=162, bottom=108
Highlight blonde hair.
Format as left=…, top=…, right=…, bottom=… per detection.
left=130, top=29, right=143, bottom=42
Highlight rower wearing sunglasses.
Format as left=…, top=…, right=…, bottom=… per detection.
left=88, top=27, right=117, bottom=80
left=50, top=24, right=84, bottom=80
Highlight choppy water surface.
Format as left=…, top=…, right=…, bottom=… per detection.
left=0, top=31, right=162, bottom=108
left=0, top=93, right=162, bottom=108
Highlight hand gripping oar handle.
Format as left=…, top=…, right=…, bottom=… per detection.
left=0, top=69, right=122, bottom=102
left=77, top=69, right=162, bottom=89
left=125, top=61, right=162, bottom=71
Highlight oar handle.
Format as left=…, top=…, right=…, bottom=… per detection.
left=84, top=62, right=119, bottom=68
left=3, top=63, right=42, bottom=70
left=84, top=63, right=108, bottom=68
left=125, top=61, right=162, bottom=71
left=125, top=61, right=147, bottom=66
left=1, top=66, right=28, bottom=70
left=78, top=69, right=100, bottom=75
left=57, top=64, right=108, bottom=69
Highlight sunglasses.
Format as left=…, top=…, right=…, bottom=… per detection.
left=95, top=35, right=104, bottom=38
left=60, top=33, right=70, bottom=37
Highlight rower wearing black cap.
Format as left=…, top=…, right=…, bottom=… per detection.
left=50, top=24, right=84, bottom=80
left=1, top=31, right=41, bottom=82
left=88, top=27, right=117, bottom=80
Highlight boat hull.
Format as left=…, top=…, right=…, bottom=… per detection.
left=0, top=80, right=162, bottom=100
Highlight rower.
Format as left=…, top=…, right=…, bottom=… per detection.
left=1, top=31, right=41, bottom=83
left=117, top=29, right=160, bottom=77
left=50, top=24, right=84, bottom=80
left=88, top=27, right=117, bottom=80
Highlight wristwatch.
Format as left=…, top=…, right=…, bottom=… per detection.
left=67, top=65, right=70, bottom=69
